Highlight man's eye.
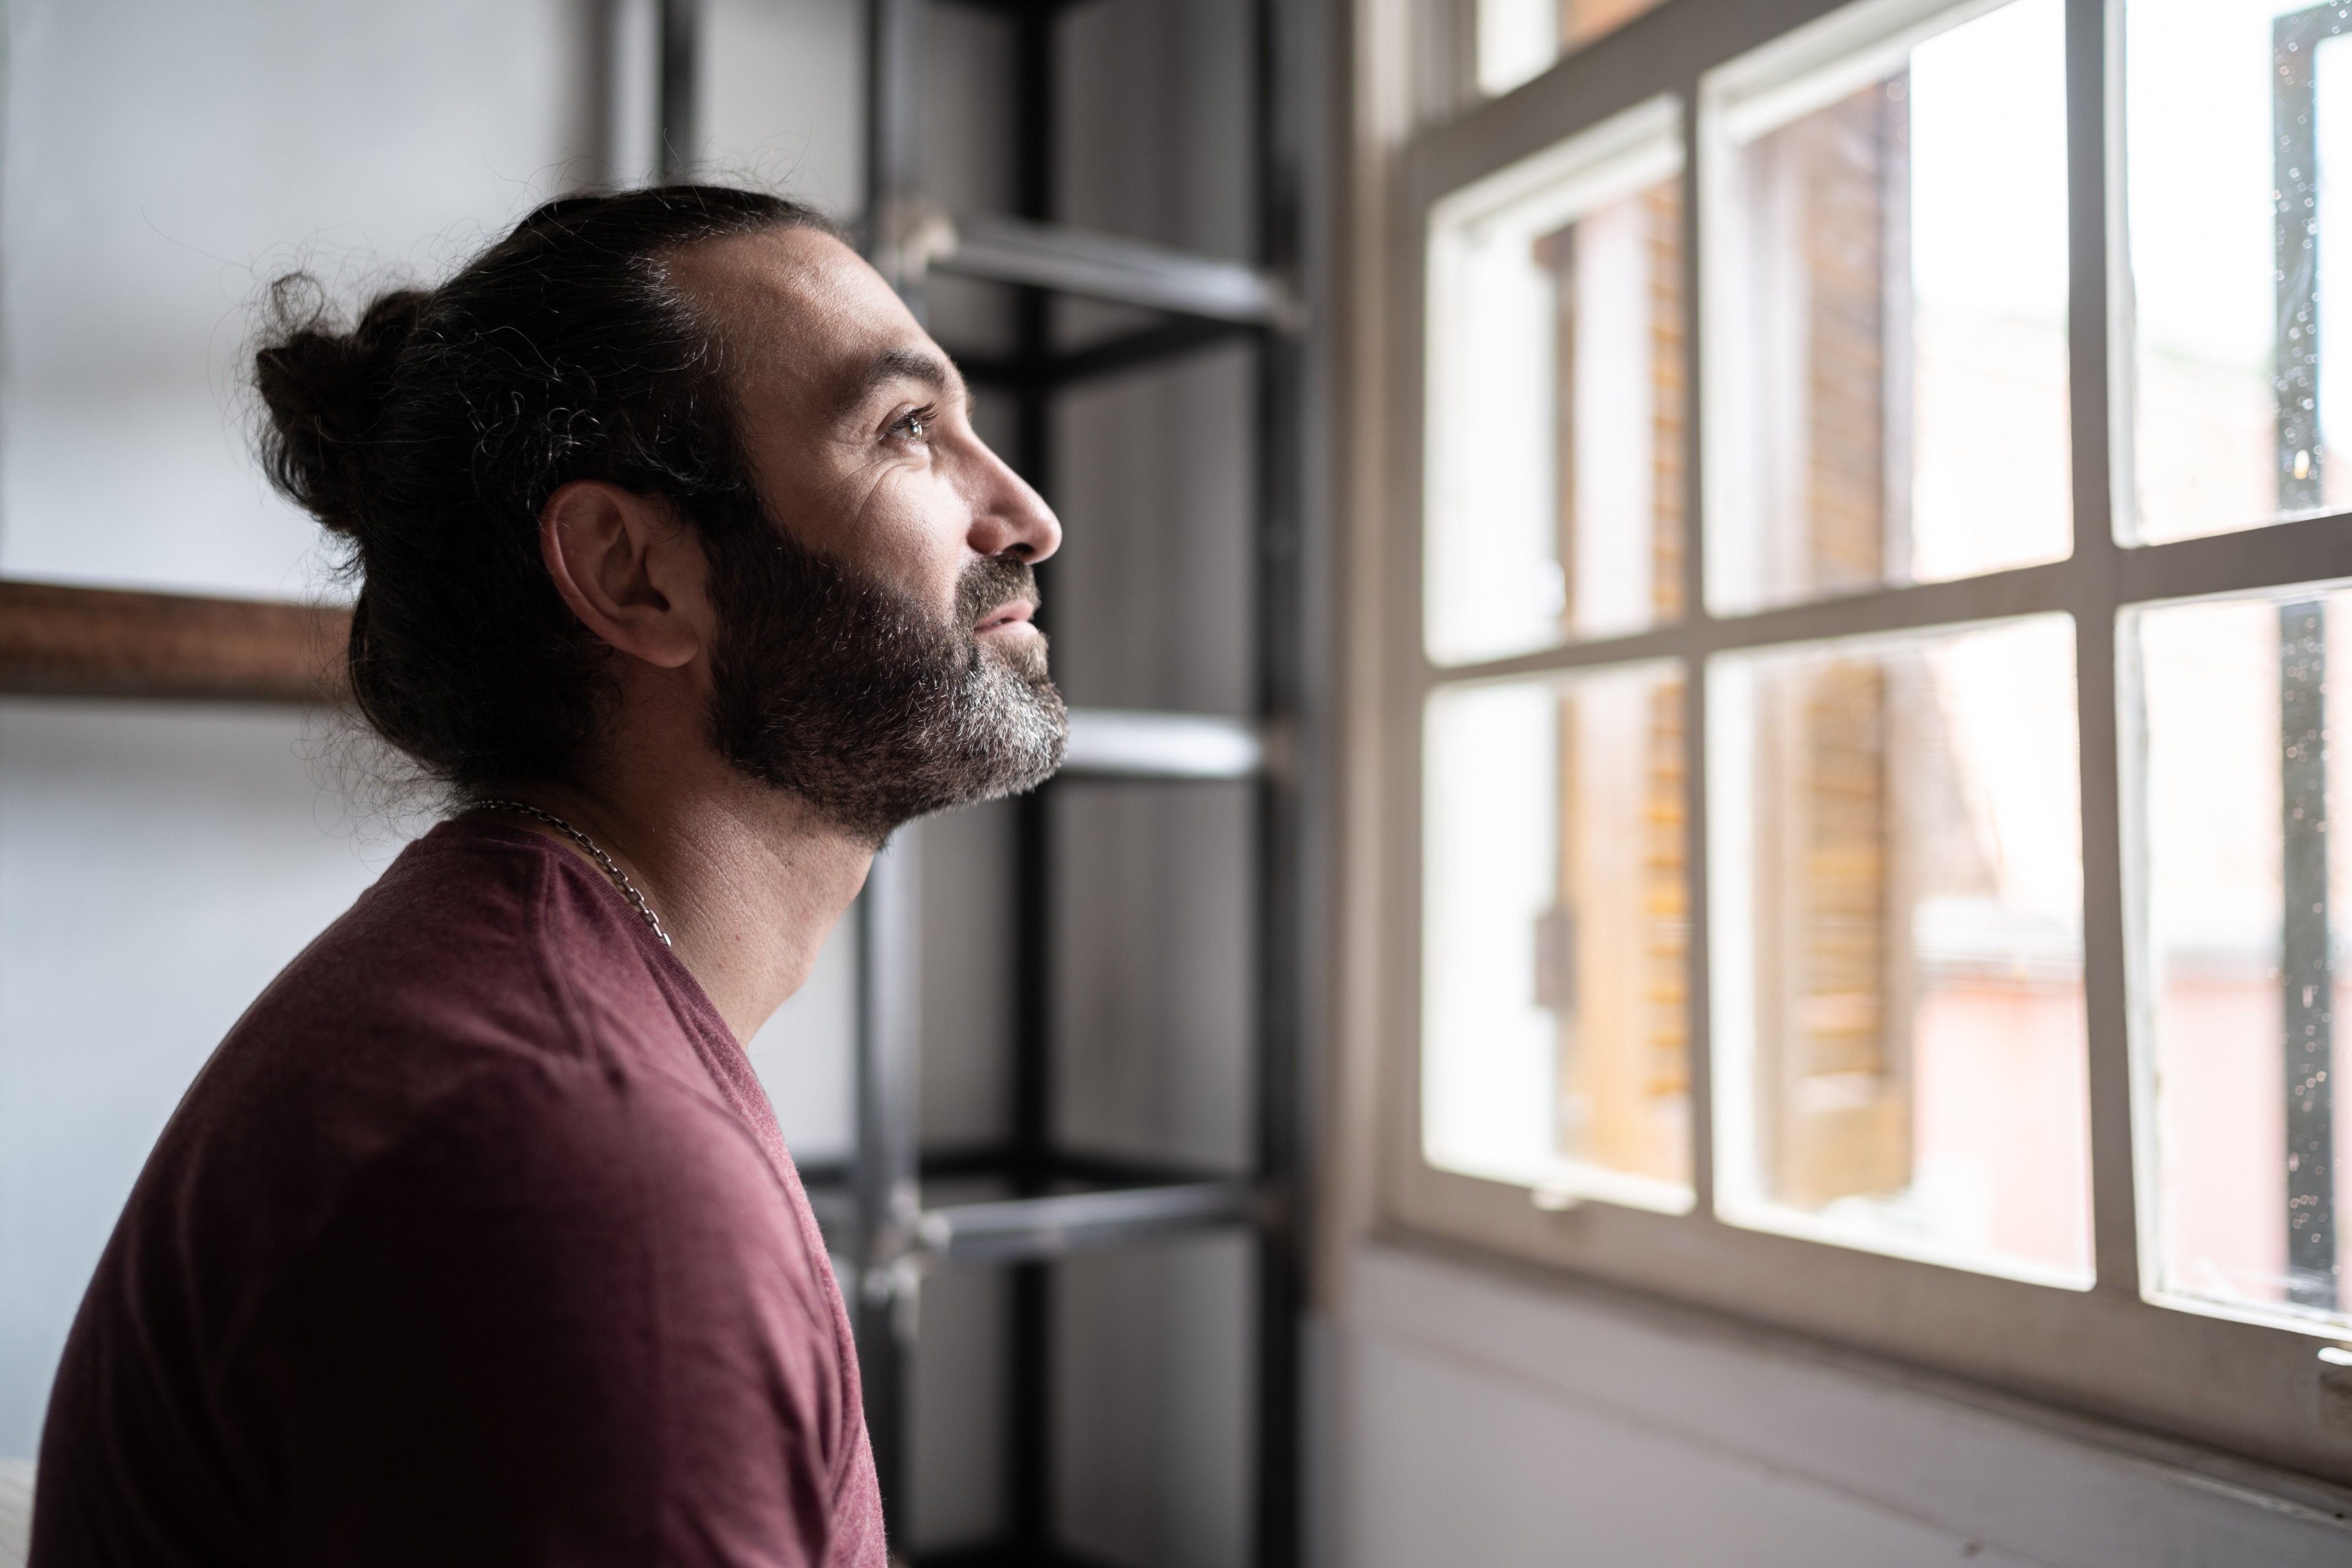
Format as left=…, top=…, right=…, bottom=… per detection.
left=891, top=406, right=936, bottom=442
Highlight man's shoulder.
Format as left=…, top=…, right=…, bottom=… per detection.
left=146, top=819, right=739, bottom=1239
left=235, top=818, right=683, bottom=1079
left=91, top=819, right=799, bottom=1383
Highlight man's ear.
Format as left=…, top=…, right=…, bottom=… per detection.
left=539, top=481, right=711, bottom=671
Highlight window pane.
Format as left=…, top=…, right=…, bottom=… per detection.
left=2134, top=587, right=2352, bottom=1333
left=2125, top=2, right=2352, bottom=544
left=1478, top=0, right=1673, bottom=99
left=1710, top=615, right=2092, bottom=1285
left=1424, top=662, right=1692, bottom=1211
left=1426, top=102, right=1686, bottom=667
left=1705, top=0, right=2072, bottom=616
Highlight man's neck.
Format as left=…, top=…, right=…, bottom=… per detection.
left=483, top=764, right=875, bottom=1046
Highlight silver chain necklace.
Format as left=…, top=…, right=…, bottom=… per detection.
left=473, top=798, right=672, bottom=949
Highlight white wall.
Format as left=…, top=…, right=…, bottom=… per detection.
left=0, top=0, right=874, bottom=607
left=0, top=1459, right=28, bottom=1565
left=0, top=0, right=600, bottom=600
left=1327, top=1243, right=2352, bottom=1568
left=699, top=0, right=867, bottom=215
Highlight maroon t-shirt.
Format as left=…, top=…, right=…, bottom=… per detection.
left=29, top=818, right=886, bottom=1567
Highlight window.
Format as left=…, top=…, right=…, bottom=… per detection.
left=1710, top=614, right=2092, bottom=1286
left=2133, top=586, right=2352, bottom=1331
left=1703, top=0, right=2072, bottom=613
left=2123, top=0, right=2352, bottom=543
left=1374, top=0, right=2352, bottom=1479
left=1424, top=96, right=1684, bottom=664
left=1424, top=660, right=1692, bottom=1212
left=1421, top=99, right=1693, bottom=1211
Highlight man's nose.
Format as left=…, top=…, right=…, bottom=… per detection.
left=969, top=446, right=1062, bottom=563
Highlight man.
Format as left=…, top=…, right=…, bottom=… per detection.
left=29, top=186, right=1063, bottom=1566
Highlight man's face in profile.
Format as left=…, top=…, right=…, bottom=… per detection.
left=666, top=229, right=1068, bottom=840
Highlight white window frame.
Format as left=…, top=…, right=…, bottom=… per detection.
left=1354, top=0, right=2352, bottom=1481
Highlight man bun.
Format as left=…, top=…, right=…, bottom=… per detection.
left=253, top=282, right=427, bottom=543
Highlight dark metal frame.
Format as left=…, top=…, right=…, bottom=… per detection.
left=837, top=0, right=1309, bottom=1562
left=632, top=4, right=1304, bottom=1549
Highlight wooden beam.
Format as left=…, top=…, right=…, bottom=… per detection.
left=0, top=580, right=350, bottom=705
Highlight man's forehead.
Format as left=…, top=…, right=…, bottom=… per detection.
left=666, top=227, right=932, bottom=395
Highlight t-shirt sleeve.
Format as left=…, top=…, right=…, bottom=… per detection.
left=230, top=1062, right=863, bottom=1568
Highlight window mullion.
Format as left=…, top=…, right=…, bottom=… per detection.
left=1416, top=554, right=2084, bottom=690
left=1679, top=83, right=1721, bottom=1221
left=2064, top=0, right=2139, bottom=1300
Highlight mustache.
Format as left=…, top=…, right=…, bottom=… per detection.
left=956, top=555, right=1041, bottom=633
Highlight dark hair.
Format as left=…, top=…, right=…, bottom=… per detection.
left=253, top=185, right=840, bottom=786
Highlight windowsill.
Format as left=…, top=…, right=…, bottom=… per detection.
left=1342, top=1231, right=2352, bottom=1559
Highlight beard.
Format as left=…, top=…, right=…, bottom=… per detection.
left=701, top=514, right=1067, bottom=845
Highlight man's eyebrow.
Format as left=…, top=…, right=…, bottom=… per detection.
left=848, top=347, right=964, bottom=406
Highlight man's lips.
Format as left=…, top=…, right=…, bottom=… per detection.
left=974, top=599, right=1038, bottom=636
